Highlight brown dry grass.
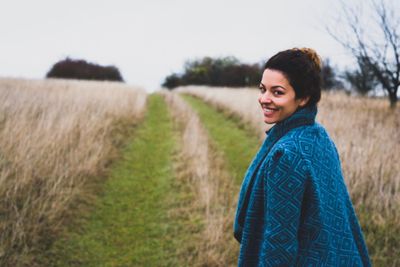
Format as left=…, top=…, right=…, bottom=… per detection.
left=0, top=78, right=147, bottom=266
left=177, top=86, right=400, bottom=265
left=317, top=91, right=400, bottom=219
left=161, top=91, right=237, bottom=266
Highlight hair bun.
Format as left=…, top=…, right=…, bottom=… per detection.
left=293, top=47, right=322, bottom=71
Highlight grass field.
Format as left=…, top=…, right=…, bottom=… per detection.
left=0, top=78, right=147, bottom=266
left=1, top=79, right=399, bottom=266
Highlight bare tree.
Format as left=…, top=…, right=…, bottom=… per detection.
left=327, top=0, right=400, bottom=108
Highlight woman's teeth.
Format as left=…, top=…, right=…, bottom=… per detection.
left=263, top=108, right=276, bottom=112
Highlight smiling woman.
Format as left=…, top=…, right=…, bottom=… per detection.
left=234, top=48, right=371, bottom=266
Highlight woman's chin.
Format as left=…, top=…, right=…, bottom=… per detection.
left=263, top=117, right=276, bottom=124
left=264, top=120, right=276, bottom=125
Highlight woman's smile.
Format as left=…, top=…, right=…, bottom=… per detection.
left=262, top=106, right=279, bottom=116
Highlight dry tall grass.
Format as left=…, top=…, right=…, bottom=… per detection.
left=317, top=92, right=400, bottom=221
left=161, top=91, right=237, bottom=266
left=0, top=78, right=147, bottom=266
left=178, top=86, right=400, bottom=265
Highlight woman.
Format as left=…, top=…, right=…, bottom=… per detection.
left=234, top=48, right=371, bottom=266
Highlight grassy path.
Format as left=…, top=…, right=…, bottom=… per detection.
left=44, top=93, right=261, bottom=267
left=47, top=94, right=183, bottom=266
left=181, top=94, right=260, bottom=184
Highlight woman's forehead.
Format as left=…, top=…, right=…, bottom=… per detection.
left=261, top=69, right=290, bottom=85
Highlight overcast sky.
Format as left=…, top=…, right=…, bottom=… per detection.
left=1, top=0, right=357, bottom=92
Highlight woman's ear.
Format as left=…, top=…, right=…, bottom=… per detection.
left=299, top=96, right=310, bottom=107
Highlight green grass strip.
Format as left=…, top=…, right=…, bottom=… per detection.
left=180, top=94, right=260, bottom=185
left=48, top=94, right=183, bottom=266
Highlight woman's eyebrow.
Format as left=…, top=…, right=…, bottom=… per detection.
left=259, top=83, right=286, bottom=90
left=271, top=85, right=286, bottom=90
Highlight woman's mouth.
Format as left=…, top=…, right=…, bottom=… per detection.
left=262, top=107, right=278, bottom=116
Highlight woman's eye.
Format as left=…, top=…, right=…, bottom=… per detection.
left=259, top=87, right=266, bottom=93
left=273, top=91, right=284, bottom=96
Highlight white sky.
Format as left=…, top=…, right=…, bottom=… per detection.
left=1, top=0, right=356, bottom=92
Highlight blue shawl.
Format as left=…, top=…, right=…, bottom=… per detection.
left=234, top=105, right=371, bottom=266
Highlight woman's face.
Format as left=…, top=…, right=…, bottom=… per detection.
left=258, top=69, right=308, bottom=124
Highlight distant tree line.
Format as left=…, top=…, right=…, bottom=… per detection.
left=162, top=55, right=381, bottom=96
left=46, top=58, right=124, bottom=82
left=162, top=56, right=263, bottom=89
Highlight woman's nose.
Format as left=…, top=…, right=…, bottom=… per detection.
left=259, top=91, right=272, bottom=103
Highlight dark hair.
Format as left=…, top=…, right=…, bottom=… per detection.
left=264, top=48, right=322, bottom=107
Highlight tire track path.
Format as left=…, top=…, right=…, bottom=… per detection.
left=180, top=93, right=261, bottom=265
left=49, top=94, right=182, bottom=266
left=181, top=94, right=260, bottom=184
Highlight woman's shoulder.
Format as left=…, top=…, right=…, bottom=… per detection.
left=271, top=123, right=334, bottom=159
left=280, top=122, right=330, bottom=143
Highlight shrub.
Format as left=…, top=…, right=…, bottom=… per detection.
left=343, top=57, right=380, bottom=95
left=46, top=58, right=124, bottom=82
left=321, top=59, right=343, bottom=90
